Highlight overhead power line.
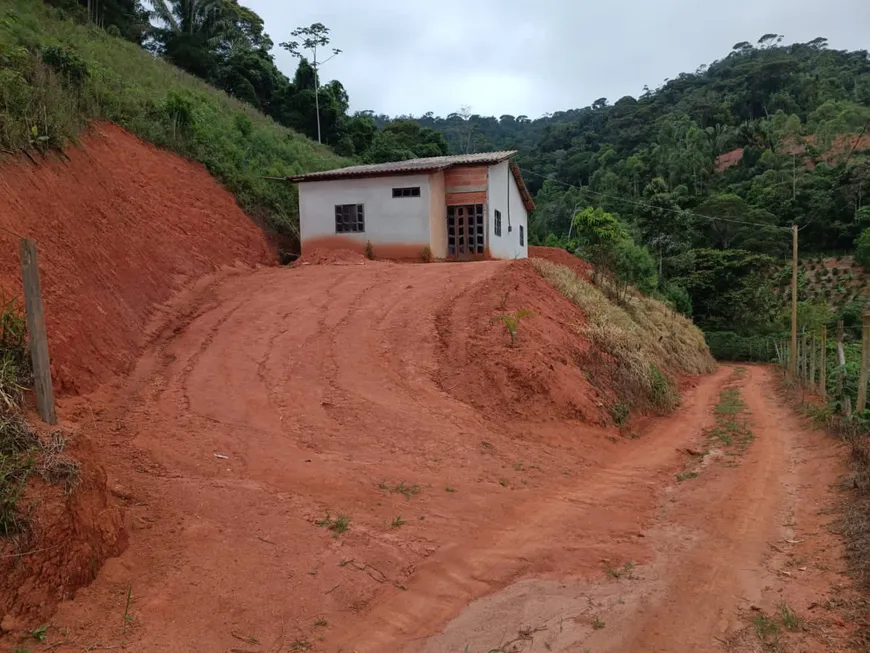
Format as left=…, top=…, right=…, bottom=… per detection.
left=519, top=168, right=793, bottom=232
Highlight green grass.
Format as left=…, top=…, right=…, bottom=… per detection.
left=0, top=0, right=349, bottom=240
left=778, top=601, right=801, bottom=631
left=752, top=614, right=779, bottom=643
left=390, top=515, right=406, bottom=528
left=591, top=616, right=606, bottom=630
left=676, top=471, right=699, bottom=482
left=315, top=512, right=350, bottom=537
left=706, top=386, right=754, bottom=454
left=0, top=294, right=30, bottom=413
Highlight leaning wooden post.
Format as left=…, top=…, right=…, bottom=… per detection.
left=858, top=311, right=870, bottom=414
left=820, top=325, right=827, bottom=402
left=19, top=238, right=56, bottom=425
left=810, top=331, right=817, bottom=393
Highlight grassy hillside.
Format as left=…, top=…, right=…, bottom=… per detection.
left=0, top=0, right=349, bottom=240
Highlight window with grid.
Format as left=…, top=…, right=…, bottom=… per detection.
left=334, top=204, right=365, bottom=233
left=392, top=187, right=421, bottom=198
left=520, top=225, right=525, bottom=247
left=494, top=210, right=502, bottom=237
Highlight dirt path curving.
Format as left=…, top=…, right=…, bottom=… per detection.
left=6, top=261, right=853, bottom=653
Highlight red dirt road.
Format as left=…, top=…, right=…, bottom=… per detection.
left=10, top=261, right=852, bottom=652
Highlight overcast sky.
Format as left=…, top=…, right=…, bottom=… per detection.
left=245, top=0, right=869, bottom=119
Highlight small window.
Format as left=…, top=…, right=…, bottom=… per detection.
left=494, top=210, right=502, bottom=237
left=335, top=204, right=365, bottom=233
left=392, top=187, right=421, bottom=198
left=520, top=225, right=525, bottom=247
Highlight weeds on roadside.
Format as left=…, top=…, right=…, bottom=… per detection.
left=315, top=512, right=350, bottom=537
left=778, top=601, right=801, bottom=631
left=390, top=516, right=406, bottom=528
left=364, top=241, right=375, bottom=260
left=705, top=387, right=754, bottom=455
left=604, top=561, right=635, bottom=579
left=752, top=614, right=779, bottom=643
left=390, top=481, right=420, bottom=498
left=0, top=294, right=31, bottom=413
left=592, top=616, right=606, bottom=630
left=676, top=471, right=699, bottom=482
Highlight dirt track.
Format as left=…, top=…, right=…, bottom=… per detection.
left=18, top=260, right=853, bottom=652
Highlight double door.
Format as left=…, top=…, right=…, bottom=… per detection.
left=447, top=204, right=485, bottom=259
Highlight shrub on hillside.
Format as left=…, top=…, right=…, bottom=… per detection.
left=0, top=0, right=348, bottom=242
left=856, top=228, right=870, bottom=269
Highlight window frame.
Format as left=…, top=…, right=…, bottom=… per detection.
left=392, top=186, right=421, bottom=198
left=494, top=209, right=502, bottom=237
left=334, top=203, right=365, bottom=234
left=520, top=225, right=525, bottom=247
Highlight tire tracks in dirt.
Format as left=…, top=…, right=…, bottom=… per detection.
left=413, top=366, right=853, bottom=653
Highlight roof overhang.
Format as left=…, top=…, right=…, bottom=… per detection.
left=286, top=150, right=535, bottom=212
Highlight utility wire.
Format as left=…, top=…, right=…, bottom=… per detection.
left=520, top=168, right=793, bottom=232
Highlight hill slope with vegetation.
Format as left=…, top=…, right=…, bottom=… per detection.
left=378, top=35, right=870, bottom=348
left=0, top=0, right=350, bottom=240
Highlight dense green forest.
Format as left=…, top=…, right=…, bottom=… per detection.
left=6, top=1, right=870, bottom=347
left=371, top=35, right=870, bottom=344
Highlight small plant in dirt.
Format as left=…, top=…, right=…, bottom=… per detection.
left=492, top=309, right=533, bottom=346
left=604, top=561, right=635, bottom=579
left=676, top=471, right=699, bottom=482
left=390, top=481, right=420, bottom=498
left=364, top=240, right=375, bottom=260
left=445, top=486, right=456, bottom=493
left=315, top=512, right=350, bottom=536
left=778, top=601, right=801, bottom=631
left=419, top=245, right=433, bottom=263
left=610, top=401, right=630, bottom=426
left=752, top=613, right=779, bottom=643
left=592, top=616, right=606, bottom=630
left=31, top=624, right=47, bottom=642
left=390, top=515, right=406, bottom=528
left=315, top=617, right=328, bottom=627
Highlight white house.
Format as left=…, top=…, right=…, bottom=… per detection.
left=287, top=151, right=535, bottom=260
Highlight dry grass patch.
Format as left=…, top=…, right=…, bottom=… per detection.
left=532, top=259, right=715, bottom=415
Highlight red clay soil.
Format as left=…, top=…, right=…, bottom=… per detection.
left=0, top=429, right=126, bottom=625
left=529, top=245, right=593, bottom=279
left=0, top=258, right=854, bottom=652
left=0, top=122, right=273, bottom=395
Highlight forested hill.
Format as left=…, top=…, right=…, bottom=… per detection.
left=371, top=36, right=870, bottom=341
left=376, top=36, right=870, bottom=252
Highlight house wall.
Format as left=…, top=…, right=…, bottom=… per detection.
left=486, top=161, right=529, bottom=259
left=444, top=166, right=488, bottom=206
left=428, top=171, right=447, bottom=258
left=299, top=174, right=432, bottom=258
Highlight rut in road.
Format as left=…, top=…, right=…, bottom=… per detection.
left=26, top=261, right=851, bottom=653
left=417, top=366, right=852, bottom=653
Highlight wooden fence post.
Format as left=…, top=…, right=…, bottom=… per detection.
left=19, top=238, right=56, bottom=425
left=837, top=320, right=852, bottom=416
left=858, top=311, right=870, bottom=413
left=810, top=331, right=817, bottom=393
left=801, top=329, right=809, bottom=386
left=820, top=325, right=827, bottom=402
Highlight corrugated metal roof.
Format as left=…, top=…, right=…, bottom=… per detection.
left=286, top=151, right=518, bottom=182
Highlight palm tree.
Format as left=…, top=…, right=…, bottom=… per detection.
left=147, top=0, right=234, bottom=78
